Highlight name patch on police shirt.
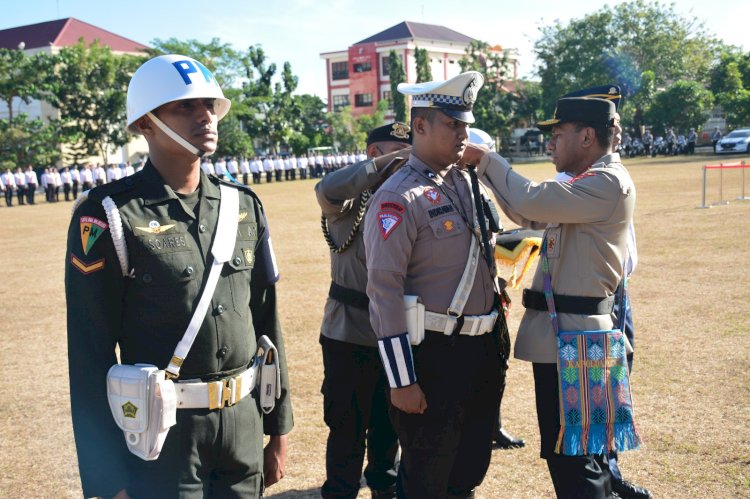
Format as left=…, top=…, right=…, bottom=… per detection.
left=378, top=211, right=402, bottom=240
left=79, top=216, right=108, bottom=255
left=428, top=204, right=454, bottom=219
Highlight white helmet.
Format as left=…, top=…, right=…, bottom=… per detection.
left=126, top=54, right=231, bottom=134
left=468, top=128, right=496, bottom=152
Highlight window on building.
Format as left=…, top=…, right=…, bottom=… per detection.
left=331, top=61, right=348, bottom=80
left=383, top=90, right=392, bottom=108
left=353, top=61, right=372, bottom=73
left=382, top=56, right=390, bottom=76
left=354, top=93, right=373, bottom=107
left=333, top=95, right=349, bottom=111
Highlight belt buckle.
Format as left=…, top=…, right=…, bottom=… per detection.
left=208, top=375, right=242, bottom=410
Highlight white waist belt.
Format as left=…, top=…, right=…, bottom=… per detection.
left=175, top=367, right=256, bottom=410
left=424, top=310, right=498, bottom=336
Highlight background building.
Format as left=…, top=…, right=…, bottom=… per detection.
left=0, top=18, right=148, bottom=165
left=320, top=21, right=518, bottom=120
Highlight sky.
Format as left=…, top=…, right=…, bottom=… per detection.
left=3, top=0, right=748, bottom=99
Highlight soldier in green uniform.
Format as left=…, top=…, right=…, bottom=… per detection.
left=316, top=123, right=412, bottom=499
left=65, top=54, right=293, bottom=499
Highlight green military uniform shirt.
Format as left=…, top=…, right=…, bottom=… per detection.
left=65, top=161, right=293, bottom=497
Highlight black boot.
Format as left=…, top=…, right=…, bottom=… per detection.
left=493, top=427, right=525, bottom=449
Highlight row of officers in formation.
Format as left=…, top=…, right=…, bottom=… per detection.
left=0, top=152, right=368, bottom=207
left=200, top=152, right=368, bottom=183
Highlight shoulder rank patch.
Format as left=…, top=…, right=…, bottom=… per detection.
left=135, top=220, right=176, bottom=235
left=239, top=211, right=248, bottom=222
left=71, top=254, right=105, bottom=274
left=380, top=201, right=405, bottom=213
left=378, top=211, right=402, bottom=240
left=80, top=216, right=108, bottom=255
left=423, top=187, right=441, bottom=204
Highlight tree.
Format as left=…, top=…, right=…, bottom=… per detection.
left=415, top=47, right=432, bottom=83
left=512, top=79, right=544, bottom=128
left=710, top=50, right=750, bottom=128
left=0, top=48, right=51, bottom=123
left=326, top=106, right=360, bottom=152
left=645, top=80, right=713, bottom=134
left=534, top=0, right=721, bottom=134
left=44, top=40, right=143, bottom=164
left=0, top=114, right=61, bottom=167
left=459, top=40, right=514, bottom=141
left=388, top=50, right=407, bottom=122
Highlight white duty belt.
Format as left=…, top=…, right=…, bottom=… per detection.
left=175, top=367, right=256, bottom=410
left=424, top=309, right=498, bottom=337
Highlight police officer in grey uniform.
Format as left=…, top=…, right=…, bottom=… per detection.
left=65, top=55, right=293, bottom=499
left=364, top=72, right=508, bottom=499
left=316, top=122, right=412, bottom=499
left=464, top=96, right=636, bottom=498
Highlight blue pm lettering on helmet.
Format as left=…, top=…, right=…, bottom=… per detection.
left=172, top=60, right=216, bottom=85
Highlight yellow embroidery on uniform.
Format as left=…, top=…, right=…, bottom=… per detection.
left=443, top=220, right=455, bottom=232
left=242, top=248, right=255, bottom=266
left=71, top=254, right=105, bottom=274
left=79, top=216, right=108, bottom=255
left=239, top=211, right=248, bottom=222
left=121, top=401, right=138, bottom=419
left=135, top=224, right=176, bottom=234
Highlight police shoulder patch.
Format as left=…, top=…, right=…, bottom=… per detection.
left=79, top=216, right=109, bottom=255
left=378, top=211, right=402, bottom=240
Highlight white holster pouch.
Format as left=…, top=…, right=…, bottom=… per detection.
left=404, top=295, right=426, bottom=346
left=106, top=364, right=177, bottom=461
left=257, top=335, right=281, bottom=414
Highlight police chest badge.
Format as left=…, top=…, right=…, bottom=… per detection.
left=80, top=216, right=108, bottom=255
left=378, top=211, right=402, bottom=240
left=423, top=187, right=441, bottom=205
left=135, top=220, right=176, bottom=235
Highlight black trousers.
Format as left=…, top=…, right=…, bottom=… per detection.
left=72, top=180, right=79, bottom=199
left=27, top=185, right=36, bottom=204
left=391, top=332, right=502, bottom=499
left=64, top=183, right=72, bottom=201
left=17, top=186, right=26, bottom=205
left=265, top=172, right=273, bottom=183
left=4, top=188, right=12, bottom=206
left=320, top=336, right=398, bottom=499
left=533, top=363, right=612, bottom=498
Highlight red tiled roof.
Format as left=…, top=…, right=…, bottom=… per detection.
left=356, top=21, right=474, bottom=45
left=0, top=18, right=147, bottom=53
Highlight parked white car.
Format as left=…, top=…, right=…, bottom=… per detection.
left=715, top=128, right=750, bottom=154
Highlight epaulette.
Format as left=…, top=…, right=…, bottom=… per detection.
left=212, top=175, right=264, bottom=208
left=85, top=174, right=141, bottom=203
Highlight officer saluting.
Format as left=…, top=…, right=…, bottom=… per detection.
left=315, top=123, right=412, bottom=499
left=65, top=55, right=293, bottom=498
left=364, top=72, right=508, bottom=498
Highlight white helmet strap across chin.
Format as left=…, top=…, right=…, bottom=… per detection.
left=147, top=112, right=211, bottom=158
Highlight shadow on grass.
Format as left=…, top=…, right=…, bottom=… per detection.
left=266, top=487, right=322, bottom=498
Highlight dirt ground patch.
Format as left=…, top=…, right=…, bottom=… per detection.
left=1, top=152, right=748, bottom=498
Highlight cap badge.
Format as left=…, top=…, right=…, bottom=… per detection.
left=390, top=123, right=411, bottom=140
left=463, top=77, right=480, bottom=105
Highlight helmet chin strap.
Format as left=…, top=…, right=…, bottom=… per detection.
left=147, top=112, right=211, bottom=158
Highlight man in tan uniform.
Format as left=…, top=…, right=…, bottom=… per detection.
left=315, top=123, right=412, bottom=499
left=364, top=72, right=507, bottom=499
left=463, top=96, right=636, bottom=498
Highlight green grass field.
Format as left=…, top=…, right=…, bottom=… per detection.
left=1, top=152, right=748, bottom=498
